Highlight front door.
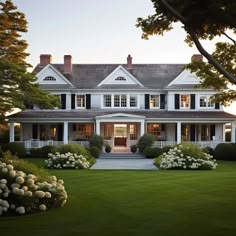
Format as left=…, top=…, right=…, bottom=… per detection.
left=114, top=124, right=127, bottom=147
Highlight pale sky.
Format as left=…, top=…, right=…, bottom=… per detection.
left=12, top=0, right=236, bottom=114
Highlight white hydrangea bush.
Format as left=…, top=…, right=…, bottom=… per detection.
left=155, top=144, right=217, bottom=170
left=0, top=160, right=67, bottom=216
left=46, top=152, right=91, bottom=169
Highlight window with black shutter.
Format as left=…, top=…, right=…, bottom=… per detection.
left=71, top=94, right=75, bottom=109
left=190, top=94, right=195, bottom=109
left=86, top=94, right=91, bottom=109
left=61, top=94, right=66, bottom=109
left=145, top=94, right=150, bottom=109
left=175, top=94, right=180, bottom=109
left=160, top=94, right=165, bottom=109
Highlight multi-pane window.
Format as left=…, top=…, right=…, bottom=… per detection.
left=76, top=124, right=93, bottom=141
left=201, top=125, right=209, bottom=141
left=121, top=95, right=127, bottom=107
left=150, top=95, right=160, bottom=108
left=199, top=95, right=214, bottom=108
left=104, top=95, right=112, bottom=107
left=114, top=95, right=120, bottom=107
left=77, top=95, right=85, bottom=108
left=104, top=124, right=113, bottom=139
left=180, top=95, right=190, bottom=108
left=130, top=124, right=138, bottom=140
left=181, top=124, right=190, bottom=141
left=130, top=95, right=137, bottom=107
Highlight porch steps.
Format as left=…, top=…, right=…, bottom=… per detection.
left=99, top=153, right=145, bottom=159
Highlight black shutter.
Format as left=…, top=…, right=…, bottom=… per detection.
left=175, top=94, right=180, bottom=109
left=71, top=94, right=75, bottom=109
left=72, top=124, right=77, bottom=132
left=57, top=124, right=63, bottom=141
left=215, top=102, right=220, bottom=109
left=160, top=94, right=165, bottom=109
left=161, top=124, right=166, bottom=132
left=32, top=124, right=38, bottom=139
left=190, top=124, right=195, bottom=141
left=190, top=94, right=195, bottom=109
left=61, top=94, right=66, bottom=109
left=210, top=124, right=215, bottom=140
left=145, top=94, right=150, bottom=109
left=86, top=94, right=91, bottom=109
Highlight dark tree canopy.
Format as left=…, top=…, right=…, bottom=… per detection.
left=137, top=0, right=236, bottom=105
left=0, top=0, right=59, bottom=123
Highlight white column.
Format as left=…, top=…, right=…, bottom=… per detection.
left=231, top=122, right=235, bottom=142
left=222, top=123, right=226, bottom=142
left=63, top=121, right=68, bottom=144
left=140, top=120, right=145, bottom=136
left=96, top=120, right=100, bottom=135
left=9, top=122, right=15, bottom=142
left=177, top=122, right=181, bottom=144
left=66, top=94, right=71, bottom=110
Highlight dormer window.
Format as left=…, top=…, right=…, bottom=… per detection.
left=115, top=76, right=126, bottom=81
left=43, top=76, right=56, bottom=81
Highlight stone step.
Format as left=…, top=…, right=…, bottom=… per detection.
left=99, top=153, right=145, bottom=159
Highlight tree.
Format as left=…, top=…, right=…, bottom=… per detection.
left=137, top=0, right=236, bottom=105
left=0, top=0, right=59, bottom=123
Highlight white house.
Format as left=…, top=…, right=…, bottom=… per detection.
left=8, top=54, right=236, bottom=152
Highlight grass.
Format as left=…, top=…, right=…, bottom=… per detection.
left=1, top=160, right=236, bottom=236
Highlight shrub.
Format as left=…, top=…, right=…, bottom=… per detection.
left=130, top=145, right=137, bottom=153
left=89, top=135, right=104, bottom=151
left=30, top=145, right=57, bottom=158
left=2, top=142, right=26, bottom=159
left=89, top=146, right=100, bottom=158
left=214, top=143, right=236, bottom=161
left=45, top=152, right=92, bottom=169
left=162, top=146, right=172, bottom=154
left=202, top=147, right=215, bottom=157
left=143, top=147, right=162, bottom=159
left=154, top=143, right=217, bottom=170
left=137, top=134, right=154, bottom=153
left=105, top=144, right=111, bottom=153
left=0, top=151, right=67, bottom=216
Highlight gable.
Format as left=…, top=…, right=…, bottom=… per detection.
left=167, top=69, right=200, bottom=87
left=36, top=64, right=74, bottom=86
left=97, top=65, right=144, bottom=87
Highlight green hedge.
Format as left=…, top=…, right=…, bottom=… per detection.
left=88, top=146, right=101, bottom=158
left=137, top=134, right=154, bottom=153
left=143, top=147, right=163, bottom=159
left=30, top=145, right=57, bottom=158
left=214, top=143, right=236, bottom=161
left=2, top=142, right=26, bottom=158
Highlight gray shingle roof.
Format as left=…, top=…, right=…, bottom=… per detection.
left=34, top=64, right=185, bottom=90
left=8, top=110, right=236, bottom=121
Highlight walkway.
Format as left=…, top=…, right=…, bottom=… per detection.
left=91, top=153, right=158, bottom=170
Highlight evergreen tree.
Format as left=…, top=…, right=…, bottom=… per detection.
left=137, top=0, right=236, bottom=105
left=0, top=0, right=59, bottom=123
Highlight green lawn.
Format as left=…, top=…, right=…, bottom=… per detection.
left=1, top=161, right=236, bottom=236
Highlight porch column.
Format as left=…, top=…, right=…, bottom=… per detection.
left=20, top=124, right=23, bottom=141
left=63, top=121, right=68, bottom=144
left=222, top=123, right=226, bottom=142
left=177, top=122, right=181, bottom=144
left=231, top=121, right=235, bottom=142
left=96, top=120, right=100, bottom=135
left=140, top=120, right=145, bottom=136
left=9, top=121, right=15, bottom=143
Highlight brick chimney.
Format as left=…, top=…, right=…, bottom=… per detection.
left=64, top=55, right=72, bottom=73
left=40, top=54, right=52, bottom=66
left=191, top=54, right=203, bottom=62
left=127, top=54, right=132, bottom=69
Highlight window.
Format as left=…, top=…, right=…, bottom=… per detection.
left=201, top=125, right=209, bottom=141
left=115, top=76, right=126, bottom=81
left=130, top=95, right=137, bottom=107
left=76, top=95, right=85, bottom=108
left=150, top=95, right=160, bottom=108
left=114, top=95, right=120, bottom=107
left=181, top=124, right=190, bottom=141
left=199, top=95, right=214, bottom=108
left=103, top=95, right=112, bottom=107
left=147, top=124, right=161, bottom=140
left=180, top=95, right=190, bottom=108
left=43, top=76, right=56, bottom=81
left=104, top=124, right=113, bottom=139
left=75, top=124, right=93, bottom=141
left=130, top=124, right=138, bottom=140
left=121, top=95, right=127, bottom=107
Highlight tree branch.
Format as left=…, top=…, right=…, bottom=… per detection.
left=223, top=32, right=236, bottom=45
left=159, top=0, right=236, bottom=85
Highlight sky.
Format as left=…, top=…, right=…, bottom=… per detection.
left=11, top=0, right=236, bottom=114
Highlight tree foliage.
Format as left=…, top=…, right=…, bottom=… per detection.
left=137, top=0, right=236, bottom=105
left=0, top=0, right=59, bottom=123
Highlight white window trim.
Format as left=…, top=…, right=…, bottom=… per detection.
left=180, top=94, right=190, bottom=109
left=102, top=94, right=139, bottom=109
left=198, top=95, right=215, bottom=109
left=150, top=94, right=160, bottom=109
left=76, top=94, right=86, bottom=109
